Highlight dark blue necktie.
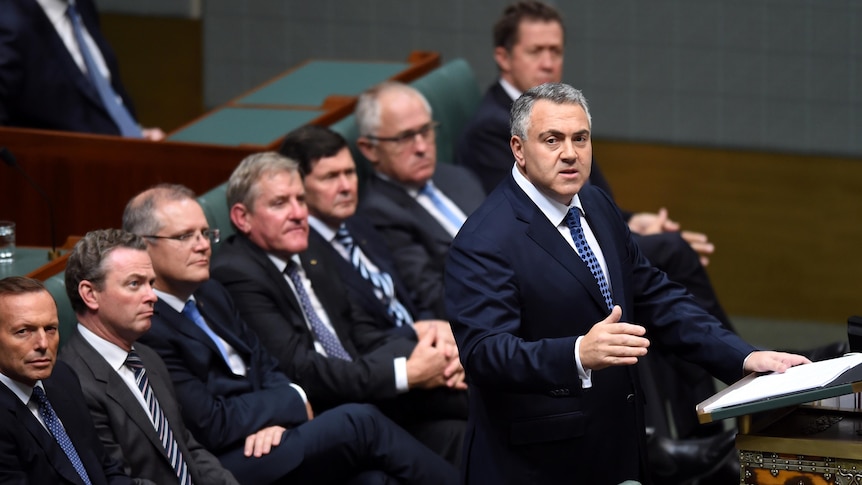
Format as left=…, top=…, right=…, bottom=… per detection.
left=31, top=386, right=93, bottom=485
left=419, top=183, right=465, bottom=230
left=284, top=262, right=353, bottom=360
left=335, top=224, right=414, bottom=327
left=125, top=352, right=192, bottom=485
left=66, top=1, right=141, bottom=137
left=565, top=206, right=614, bottom=311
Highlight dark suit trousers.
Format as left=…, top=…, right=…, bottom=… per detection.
left=219, top=403, right=457, bottom=485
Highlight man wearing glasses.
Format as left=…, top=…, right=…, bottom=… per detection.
left=355, top=81, right=486, bottom=318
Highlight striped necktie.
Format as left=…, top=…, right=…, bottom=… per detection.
left=284, top=262, right=353, bottom=360
left=335, top=224, right=414, bottom=327
left=565, top=206, right=614, bottom=311
left=419, top=183, right=465, bottom=230
left=31, top=386, right=93, bottom=485
left=66, top=1, right=141, bottom=137
left=125, top=352, right=193, bottom=485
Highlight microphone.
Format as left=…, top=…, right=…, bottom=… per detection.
left=1, top=147, right=60, bottom=260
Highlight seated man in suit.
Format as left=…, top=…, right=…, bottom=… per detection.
left=0, top=0, right=163, bottom=139
left=123, top=185, right=457, bottom=484
left=209, top=153, right=467, bottom=466
left=0, top=275, right=132, bottom=484
left=59, top=229, right=239, bottom=485
left=355, top=81, right=486, bottom=316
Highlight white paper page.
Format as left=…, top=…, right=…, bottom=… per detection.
left=703, top=353, right=862, bottom=412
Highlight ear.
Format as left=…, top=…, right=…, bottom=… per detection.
left=356, top=137, right=380, bottom=166
left=78, top=280, right=100, bottom=312
left=510, top=135, right=526, bottom=170
left=229, top=203, right=252, bottom=234
left=494, top=46, right=512, bottom=74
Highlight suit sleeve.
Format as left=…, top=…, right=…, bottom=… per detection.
left=211, top=259, right=414, bottom=410
left=444, top=230, right=584, bottom=394
left=0, top=424, right=29, bottom=484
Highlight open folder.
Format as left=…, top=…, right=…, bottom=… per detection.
left=697, top=353, right=862, bottom=422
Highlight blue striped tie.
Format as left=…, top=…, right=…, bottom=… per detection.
left=125, top=352, right=193, bottom=485
left=565, top=207, right=614, bottom=311
left=31, top=386, right=93, bottom=485
left=420, top=183, right=465, bottom=230
left=66, top=1, right=141, bottom=137
left=335, top=224, right=414, bottom=327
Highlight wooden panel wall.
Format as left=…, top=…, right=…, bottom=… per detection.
left=595, top=140, right=862, bottom=324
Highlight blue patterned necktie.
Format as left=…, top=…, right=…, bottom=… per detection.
left=419, top=183, right=465, bottom=230
left=284, top=261, right=353, bottom=360
left=182, top=300, right=233, bottom=368
left=66, top=1, right=141, bottom=137
left=335, top=224, right=414, bottom=327
left=565, top=206, right=614, bottom=311
left=125, top=352, right=193, bottom=485
left=31, top=386, right=93, bottom=485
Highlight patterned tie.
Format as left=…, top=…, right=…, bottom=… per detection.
left=31, top=386, right=93, bottom=485
left=565, top=206, right=614, bottom=311
left=335, top=224, right=414, bottom=327
left=419, top=183, right=465, bottom=230
left=283, top=262, right=353, bottom=360
left=125, top=352, right=193, bottom=485
left=66, top=1, right=141, bottom=138
left=182, top=300, right=233, bottom=367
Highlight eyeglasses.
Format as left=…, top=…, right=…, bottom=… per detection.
left=142, top=228, right=220, bottom=245
left=366, top=121, right=439, bottom=148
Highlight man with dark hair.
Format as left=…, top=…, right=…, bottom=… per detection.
left=60, top=229, right=239, bottom=485
left=124, top=185, right=458, bottom=484
left=0, top=275, right=132, bottom=484
left=210, top=150, right=468, bottom=466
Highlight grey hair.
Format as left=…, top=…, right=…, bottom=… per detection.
left=510, top=82, right=592, bottom=139
left=122, top=184, right=197, bottom=236
left=226, top=151, right=300, bottom=213
left=355, top=81, right=433, bottom=139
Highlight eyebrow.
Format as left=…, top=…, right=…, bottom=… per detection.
left=538, top=129, right=590, bottom=138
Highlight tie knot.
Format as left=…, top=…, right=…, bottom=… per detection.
left=125, top=351, right=144, bottom=371
left=31, top=385, right=48, bottom=405
left=565, top=206, right=583, bottom=229
left=335, top=224, right=354, bottom=248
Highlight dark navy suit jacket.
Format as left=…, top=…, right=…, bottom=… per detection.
left=0, top=0, right=136, bottom=134
left=0, top=361, right=132, bottom=485
left=444, top=175, right=755, bottom=484
left=140, top=280, right=308, bottom=483
left=359, top=163, right=486, bottom=318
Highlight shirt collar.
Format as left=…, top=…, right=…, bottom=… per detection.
left=511, top=164, right=584, bottom=227
left=498, top=78, right=523, bottom=102
left=266, top=252, right=302, bottom=274
left=77, top=324, right=135, bottom=373
left=35, top=0, right=68, bottom=25
left=154, top=289, right=190, bottom=314
left=308, top=216, right=338, bottom=242
left=0, top=372, right=42, bottom=406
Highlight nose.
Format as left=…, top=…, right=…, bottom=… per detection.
left=143, top=282, right=158, bottom=303
left=561, top=139, right=577, bottom=162
left=288, top=198, right=308, bottom=221
left=337, top=173, right=354, bottom=193
left=538, top=50, right=557, bottom=71
left=33, top=328, right=49, bottom=351
left=193, top=231, right=210, bottom=251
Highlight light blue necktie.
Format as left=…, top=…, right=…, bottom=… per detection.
left=335, top=224, right=414, bottom=327
left=284, top=262, right=353, bottom=360
left=419, top=183, right=465, bottom=230
left=565, top=206, right=614, bottom=311
left=182, top=300, right=233, bottom=367
left=125, top=352, right=193, bottom=485
left=66, top=1, right=141, bottom=138
left=31, top=386, right=93, bottom=485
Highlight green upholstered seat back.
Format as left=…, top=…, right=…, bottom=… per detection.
left=196, top=183, right=233, bottom=251
left=44, top=272, right=76, bottom=350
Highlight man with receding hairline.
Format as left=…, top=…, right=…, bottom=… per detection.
left=0, top=275, right=132, bottom=484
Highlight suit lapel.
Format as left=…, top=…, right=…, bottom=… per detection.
left=301, top=238, right=358, bottom=356
left=507, top=178, right=610, bottom=312
left=153, top=299, right=235, bottom=369
left=580, top=190, right=626, bottom=311
left=41, top=378, right=96, bottom=485
left=65, top=334, right=167, bottom=462
left=371, top=176, right=453, bottom=246
left=237, top=234, right=307, bottom=330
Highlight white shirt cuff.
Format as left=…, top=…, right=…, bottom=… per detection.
left=574, top=336, right=593, bottom=389
left=394, top=357, right=409, bottom=393
left=289, top=383, right=309, bottom=404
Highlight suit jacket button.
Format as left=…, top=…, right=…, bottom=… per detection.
left=626, top=393, right=635, bottom=403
